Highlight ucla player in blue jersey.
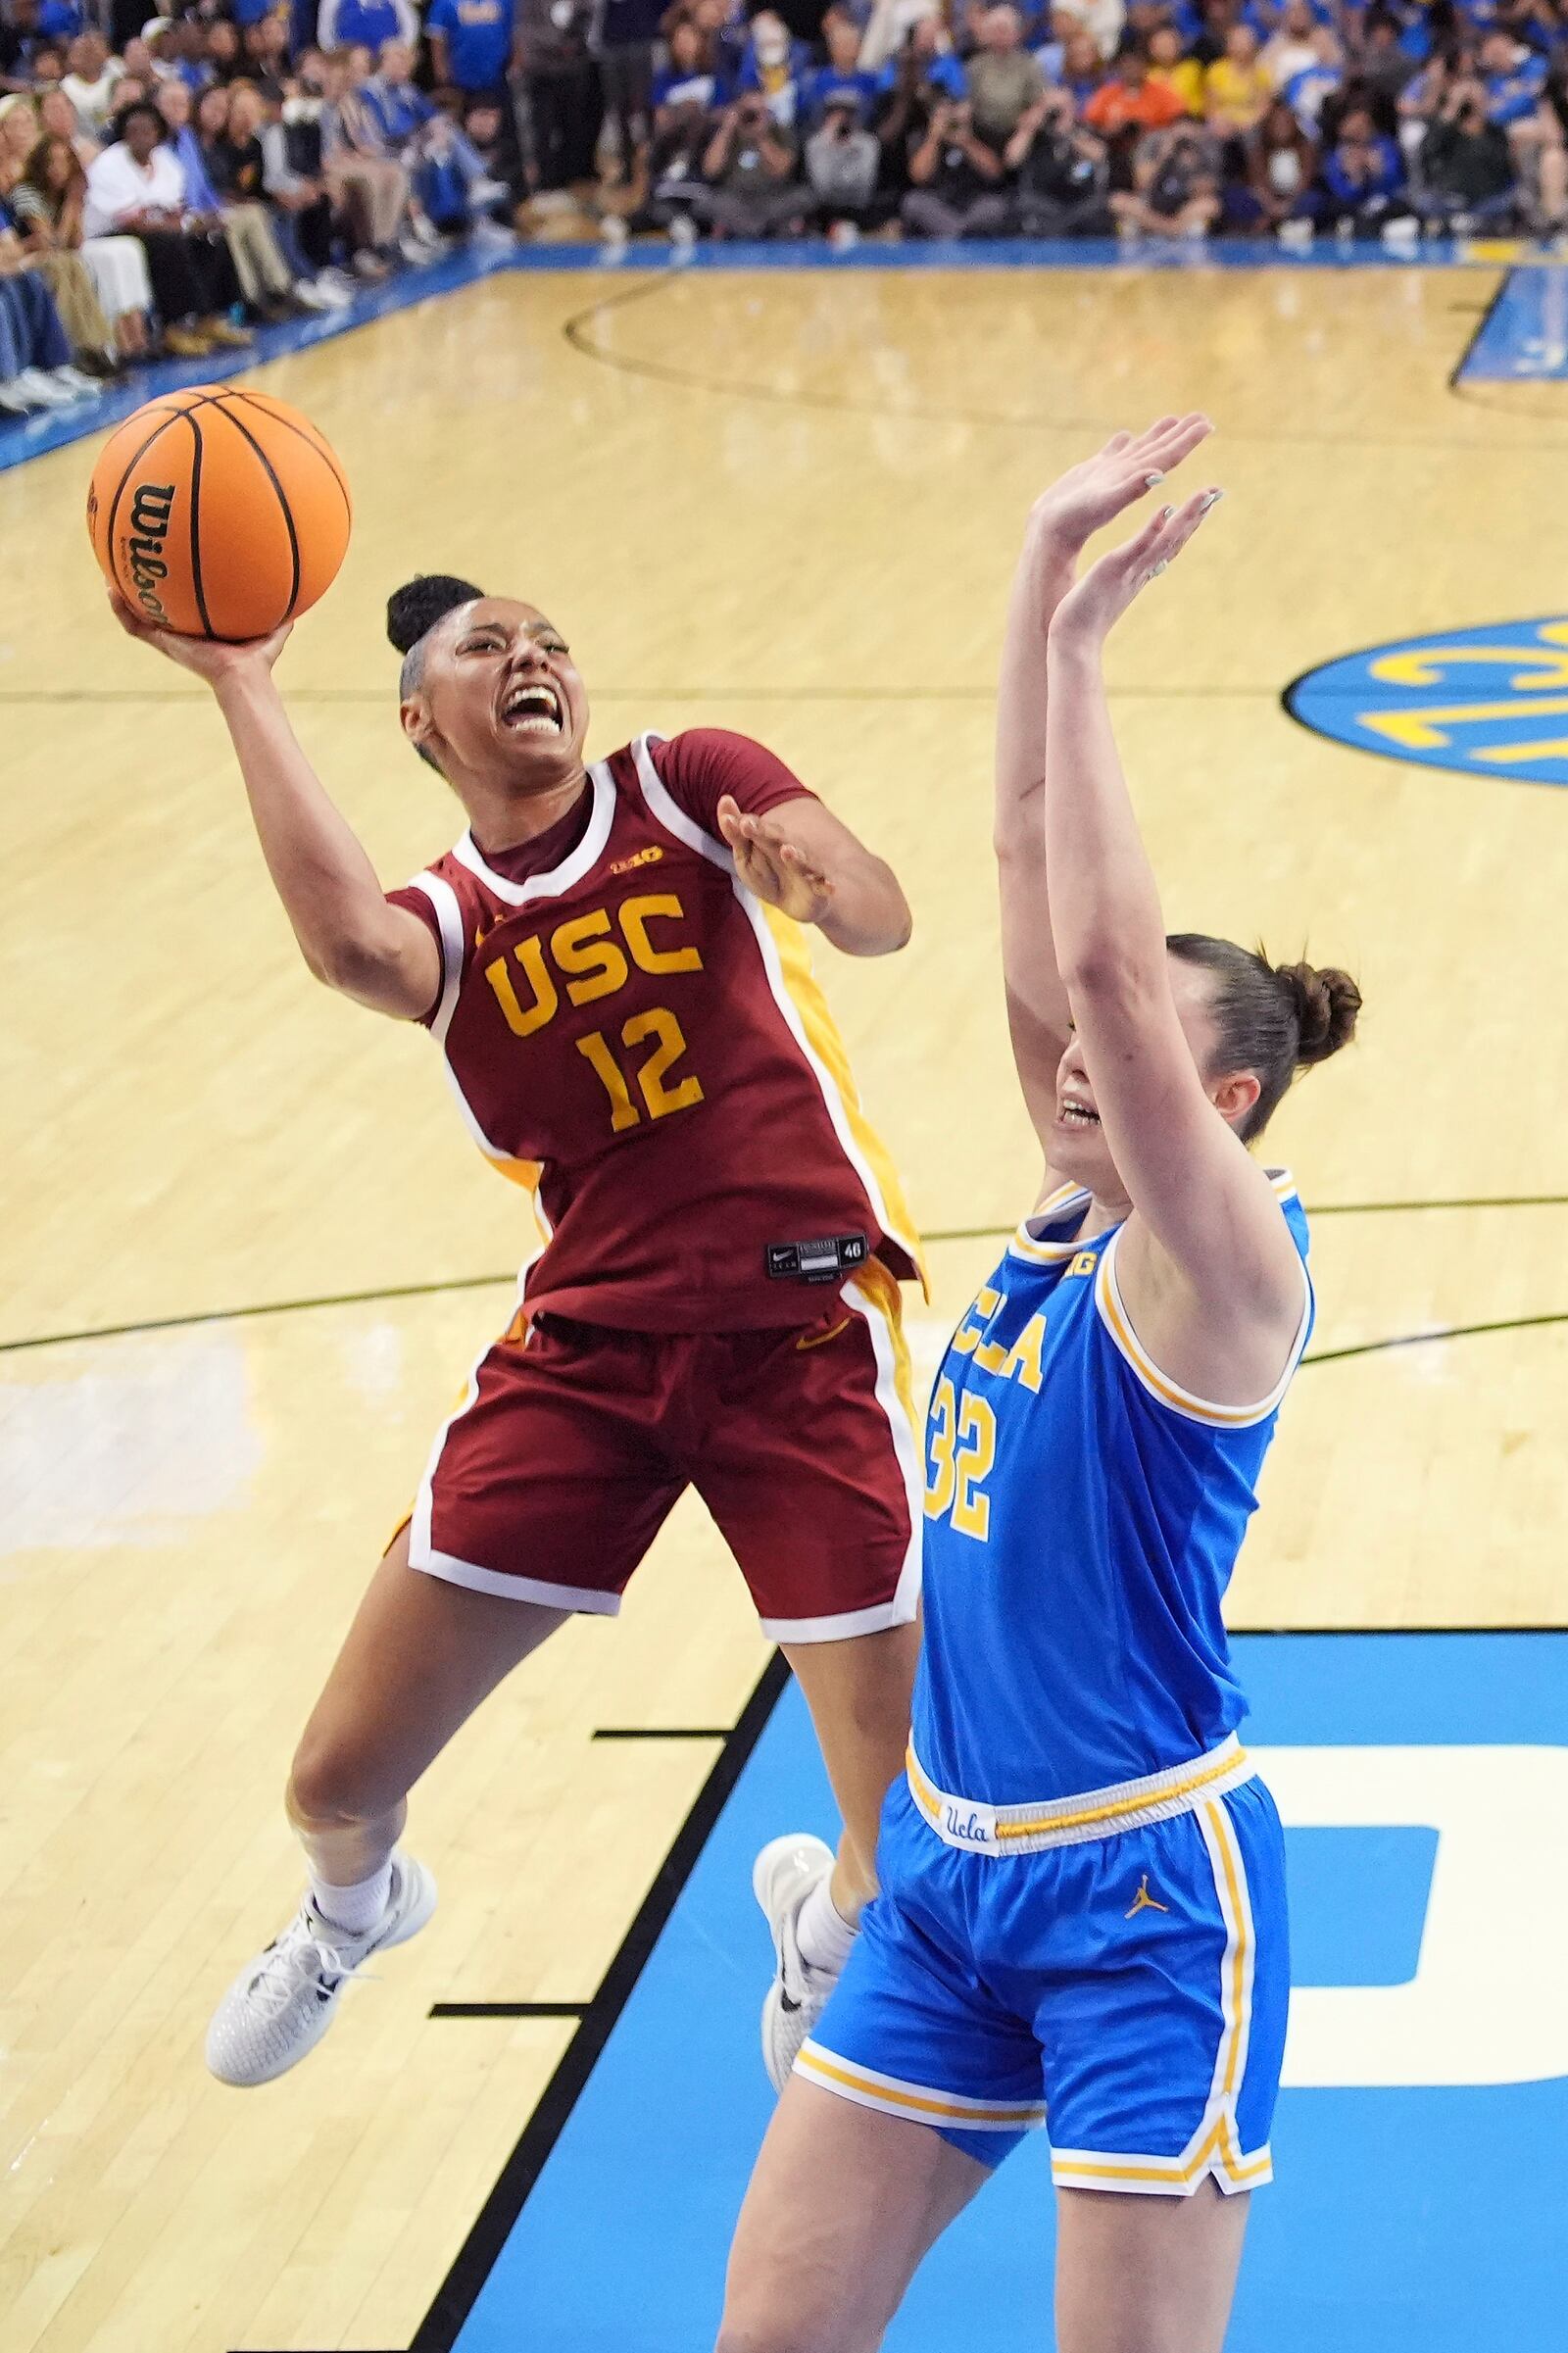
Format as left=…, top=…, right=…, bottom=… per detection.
left=719, top=416, right=1362, bottom=2353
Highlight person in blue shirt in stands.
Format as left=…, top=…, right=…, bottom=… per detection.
left=1321, top=100, right=1411, bottom=231
left=426, top=0, right=517, bottom=102
left=733, top=8, right=810, bottom=127
left=1477, top=26, right=1564, bottom=228
left=801, top=8, right=882, bottom=129
left=318, top=0, right=418, bottom=57
left=364, top=37, right=514, bottom=242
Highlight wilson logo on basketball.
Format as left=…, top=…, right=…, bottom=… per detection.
left=124, top=482, right=177, bottom=626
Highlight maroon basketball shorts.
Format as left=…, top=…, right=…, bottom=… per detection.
left=401, top=1261, right=921, bottom=1641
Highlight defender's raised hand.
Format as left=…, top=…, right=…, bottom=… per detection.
left=1029, top=414, right=1213, bottom=559
left=1051, top=485, right=1223, bottom=649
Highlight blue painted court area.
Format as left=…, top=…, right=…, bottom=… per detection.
left=1287, top=612, right=1568, bottom=789
left=1458, top=264, right=1568, bottom=380
left=453, top=1633, right=1568, bottom=2353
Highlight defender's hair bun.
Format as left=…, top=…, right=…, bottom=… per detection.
left=386, top=574, right=484, bottom=655
left=1276, top=960, right=1362, bottom=1065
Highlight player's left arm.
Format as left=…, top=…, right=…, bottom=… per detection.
left=717, top=793, right=910, bottom=956
left=1043, top=481, right=1307, bottom=1393
left=656, top=727, right=910, bottom=956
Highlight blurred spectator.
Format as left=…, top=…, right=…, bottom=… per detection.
left=0, top=116, right=114, bottom=364
left=238, top=17, right=290, bottom=103
left=903, top=91, right=1008, bottom=232
left=1358, top=10, right=1419, bottom=110
left=317, top=0, right=416, bottom=54
left=1280, top=23, right=1342, bottom=127
left=1321, top=101, right=1410, bottom=233
left=692, top=84, right=806, bottom=232
left=1416, top=72, right=1519, bottom=227
left=1, top=0, right=50, bottom=96
left=1005, top=81, right=1110, bottom=227
left=1261, top=1, right=1317, bottom=92
left=319, top=47, right=413, bottom=268
left=1054, top=0, right=1125, bottom=65
left=0, top=212, right=94, bottom=408
left=1146, top=24, right=1202, bottom=114
left=258, top=72, right=353, bottom=292
left=1478, top=27, right=1564, bottom=228
left=967, top=8, right=1045, bottom=147
left=802, top=6, right=881, bottom=126
left=1204, top=24, right=1270, bottom=136
left=519, top=0, right=600, bottom=195
left=83, top=98, right=252, bottom=354
left=1058, top=25, right=1105, bottom=104
left=158, top=74, right=301, bottom=315
left=14, top=125, right=152, bottom=353
left=206, top=20, right=242, bottom=81
left=804, top=84, right=885, bottom=224
left=734, top=8, right=809, bottom=123
left=1109, top=118, right=1220, bottom=233
left=37, top=80, right=97, bottom=160
left=60, top=30, right=122, bottom=132
left=858, top=0, right=941, bottom=75
left=425, top=0, right=518, bottom=108
left=1083, top=44, right=1186, bottom=141
left=1237, top=92, right=1318, bottom=228
left=366, top=37, right=513, bottom=238
left=595, top=0, right=664, bottom=181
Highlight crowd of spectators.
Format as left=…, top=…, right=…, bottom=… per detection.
left=0, top=0, right=1563, bottom=412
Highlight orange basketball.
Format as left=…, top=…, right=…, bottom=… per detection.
left=86, top=385, right=352, bottom=641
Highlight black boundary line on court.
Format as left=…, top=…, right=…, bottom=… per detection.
left=1445, top=267, right=1512, bottom=391
left=4, top=1196, right=1567, bottom=1359
left=229, top=1622, right=1562, bottom=2353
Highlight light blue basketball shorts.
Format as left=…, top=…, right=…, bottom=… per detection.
left=798, top=1752, right=1289, bottom=2194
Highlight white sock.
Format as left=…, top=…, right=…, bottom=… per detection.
left=797, top=1877, right=858, bottom=1978
left=310, top=1860, right=393, bottom=1936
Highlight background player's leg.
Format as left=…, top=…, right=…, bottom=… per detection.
left=715, top=2079, right=988, bottom=2353
left=781, top=1622, right=920, bottom=1916
left=286, top=1523, right=568, bottom=1889
left=1054, top=2181, right=1250, bottom=2353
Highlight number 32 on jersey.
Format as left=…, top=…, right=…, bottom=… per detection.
left=923, top=1289, right=1047, bottom=1543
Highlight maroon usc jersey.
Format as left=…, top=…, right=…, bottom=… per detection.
left=388, top=728, right=923, bottom=1333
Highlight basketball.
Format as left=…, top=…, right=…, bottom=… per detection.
left=86, top=386, right=352, bottom=642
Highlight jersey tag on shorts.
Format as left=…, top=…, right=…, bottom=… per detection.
left=766, top=1233, right=868, bottom=1285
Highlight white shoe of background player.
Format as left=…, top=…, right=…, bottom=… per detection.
left=754, top=1832, right=839, bottom=2093
left=205, top=1849, right=436, bottom=2087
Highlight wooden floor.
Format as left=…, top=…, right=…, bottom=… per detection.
left=2, top=262, right=1565, bottom=2352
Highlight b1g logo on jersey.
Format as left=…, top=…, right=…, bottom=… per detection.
left=483, top=893, right=704, bottom=1038
left=1285, top=615, right=1568, bottom=788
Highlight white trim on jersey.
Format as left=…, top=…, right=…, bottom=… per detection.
left=626, top=732, right=906, bottom=1262
left=403, top=869, right=466, bottom=1044
left=1094, top=1223, right=1314, bottom=1432
left=449, top=764, right=615, bottom=905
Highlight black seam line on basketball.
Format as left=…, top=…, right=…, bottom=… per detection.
left=216, top=398, right=301, bottom=622
left=102, top=409, right=183, bottom=607
left=186, top=408, right=214, bottom=640
left=225, top=388, right=353, bottom=519
left=4, top=1202, right=1568, bottom=1356
left=1445, top=266, right=1512, bottom=392
left=559, top=270, right=1561, bottom=453
left=404, top=1647, right=792, bottom=2353
left=428, top=2000, right=589, bottom=2018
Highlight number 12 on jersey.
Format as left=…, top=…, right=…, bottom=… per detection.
left=924, top=1376, right=996, bottom=1541
left=576, top=1006, right=704, bottom=1134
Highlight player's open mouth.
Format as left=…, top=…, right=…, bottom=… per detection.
left=1058, top=1099, right=1101, bottom=1128
left=500, top=681, right=564, bottom=735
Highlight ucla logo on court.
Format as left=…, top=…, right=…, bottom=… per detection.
left=1285, top=614, right=1568, bottom=788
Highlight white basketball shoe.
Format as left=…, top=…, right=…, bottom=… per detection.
left=205, top=1850, right=437, bottom=2087
left=754, top=1833, right=839, bottom=2093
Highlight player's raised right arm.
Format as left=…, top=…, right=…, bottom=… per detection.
left=109, top=594, right=441, bottom=1021
left=995, top=416, right=1211, bottom=1155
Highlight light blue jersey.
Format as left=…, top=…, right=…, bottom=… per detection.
left=803, top=1172, right=1311, bottom=2193
left=913, top=1171, right=1312, bottom=1809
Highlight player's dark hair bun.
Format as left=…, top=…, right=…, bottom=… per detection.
left=386, top=574, right=484, bottom=655
left=1275, top=960, right=1362, bottom=1065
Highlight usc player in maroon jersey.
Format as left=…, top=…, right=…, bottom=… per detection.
left=110, top=573, right=926, bottom=2091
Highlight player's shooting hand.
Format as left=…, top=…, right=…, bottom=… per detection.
left=1049, top=485, right=1221, bottom=651
left=107, top=587, right=292, bottom=683
left=1029, top=413, right=1213, bottom=562
left=716, top=795, right=835, bottom=925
